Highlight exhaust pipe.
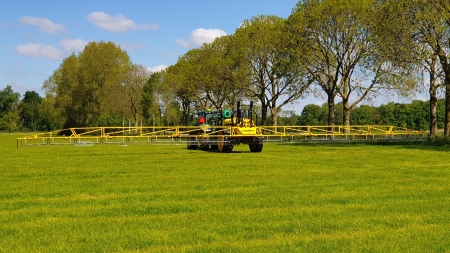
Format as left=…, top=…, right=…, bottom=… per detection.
left=236, top=101, right=241, bottom=124
left=249, top=101, right=253, bottom=125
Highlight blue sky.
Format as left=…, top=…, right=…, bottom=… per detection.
left=1, top=1, right=298, bottom=94
left=1, top=0, right=423, bottom=114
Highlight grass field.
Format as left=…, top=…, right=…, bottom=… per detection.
left=1, top=133, right=449, bottom=252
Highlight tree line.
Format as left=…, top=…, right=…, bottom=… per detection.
left=1, top=0, right=450, bottom=137
left=281, top=99, right=444, bottom=131
left=0, top=82, right=441, bottom=132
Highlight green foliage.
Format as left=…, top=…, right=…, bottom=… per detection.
left=162, top=101, right=182, bottom=126
left=0, top=86, right=21, bottom=132
left=0, top=85, right=20, bottom=116
left=47, top=41, right=133, bottom=128
left=294, top=99, right=445, bottom=131
left=0, top=111, right=20, bottom=132
left=235, top=15, right=310, bottom=126
left=19, top=91, right=42, bottom=131
left=297, top=104, right=326, bottom=125
left=142, top=72, right=162, bottom=126
left=98, top=114, right=122, bottom=127
left=351, top=104, right=382, bottom=125
left=2, top=133, right=450, bottom=251
left=38, top=94, right=65, bottom=131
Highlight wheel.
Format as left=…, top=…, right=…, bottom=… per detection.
left=249, top=143, right=263, bottom=152
left=217, top=135, right=224, bottom=151
left=187, top=137, right=198, bottom=149
left=200, top=137, right=210, bottom=151
left=249, top=138, right=263, bottom=152
left=217, top=135, right=233, bottom=153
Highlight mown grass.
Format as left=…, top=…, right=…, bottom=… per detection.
left=1, top=133, right=449, bottom=252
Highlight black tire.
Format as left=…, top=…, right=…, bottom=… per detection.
left=249, top=138, right=263, bottom=152
left=218, top=135, right=233, bottom=153
left=222, top=144, right=234, bottom=153
left=187, top=137, right=198, bottom=149
left=249, top=143, right=263, bottom=152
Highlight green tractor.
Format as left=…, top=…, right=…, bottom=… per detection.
left=187, top=101, right=264, bottom=153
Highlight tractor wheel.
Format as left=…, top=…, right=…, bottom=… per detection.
left=249, top=138, right=263, bottom=152
left=249, top=143, right=263, bottom=152
left=187, top=138, right=198, bottom=149
left=217, top=135, right=233, bottom=153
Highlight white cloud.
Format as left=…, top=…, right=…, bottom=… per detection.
left=15, top=43, right=63, bottom=60
left=174, top=39, right=191, bottom=48
left=60, top=39, right=89, bottom=52
left=147, top=65, right=167, bottom=73
left=176, top=28, right=226, bottom=48
left=87, top=12, right=159, bottom=32
left=19, top=16, right=66, bottom=33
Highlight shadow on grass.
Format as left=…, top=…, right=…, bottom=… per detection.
left=277, top=141, right=450, bottom=152
left=185, top=147, right=246, bottom=154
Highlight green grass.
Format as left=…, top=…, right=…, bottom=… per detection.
left=1, top=133, right=450, bottom=252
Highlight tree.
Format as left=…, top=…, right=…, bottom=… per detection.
left=288, top=0, right=343, bottom=127
left=377, top=102, right=396, bottom=126
left=277, top=109, right=298, bottom=126
left=20, top=91, right=42, bottom=131
left=298, top=104, right=327, bottom=125
left=120, top=64, right=150, bottom=128
left=414, top=0, right=450, bottom=136
left=162, top=101, right=182, bottom=126
left=163, top=35, right=249, bottom=120
left=0, top=85, right=21, bottom=132
left=350, top=105, right=381, bottom=125
left=142, top=72, right=163, bottom=127
left=191, top=35, right=249, bottom=110
left=41, top=74, right=66, bottom=130
left=162, top=59, right=198, bottom=126
left=44, top=41, right=132, bottom=127
left=375, top=0, right=445, bottom=137
left=235, top=15, right=311, bottom=126
left=76, top=41, right=132, bottom=126
left=388, top=0, right=450, bottom=136
left=0, top=111, right=20, bottom=132
left=288, top=0, right=419, bottom=131
left=0, top=85, right=20, bottom=116
left=409, top=100, right=429, bottom=130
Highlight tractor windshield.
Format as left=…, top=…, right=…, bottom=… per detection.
left=197, top=111, right=220, bottom=126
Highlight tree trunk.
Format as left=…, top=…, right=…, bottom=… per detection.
left=445, top=80, right=450, bottom=137
left=327, top=95, right=335, bottom=126
left=343, top=99, right=351, bottom=134
left=260, top=102, right=268, bottom=126
left=429, top=79, right=438, bottom=139
left=182, top=102, right=190, bottom=126
left=271, top=107, right=278, bottom=127
left=134, top=113, right=138, bottom=134
left=437, top=51, right=450, bottom=137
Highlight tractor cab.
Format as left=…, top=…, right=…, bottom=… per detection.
left=195, top=109, right=222, bottom=126
left=222, top=101, right=257, bottom=127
